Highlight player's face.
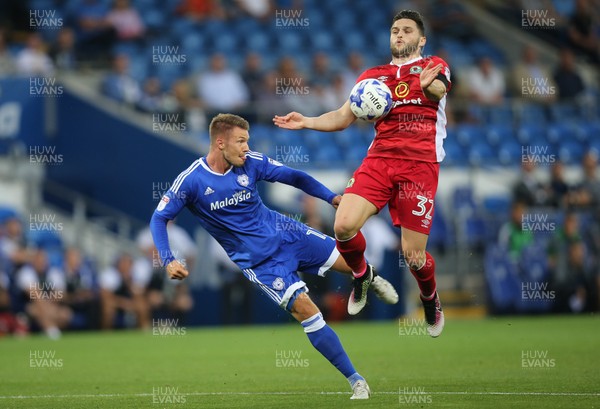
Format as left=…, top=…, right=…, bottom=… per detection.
left=390, top=18, right=425, bottom=59
left=222, top=127, right=250, bottom=168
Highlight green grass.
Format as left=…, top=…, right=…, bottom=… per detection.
left=0, top=315, right=599, bottom=408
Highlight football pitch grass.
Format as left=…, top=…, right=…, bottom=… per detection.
left=1, top=315, right=598, bottom=408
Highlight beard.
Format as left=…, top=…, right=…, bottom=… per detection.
left=391, top=39, right=421, bottom=58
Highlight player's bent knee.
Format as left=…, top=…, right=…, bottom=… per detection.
left=290, top=292, right=320, bottom=322
left=333, top=219, right=360, bottom=241
left=403, top=247, right=427, bottom=270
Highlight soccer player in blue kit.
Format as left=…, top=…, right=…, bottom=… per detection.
left=150, top=113, right=398, bottom=399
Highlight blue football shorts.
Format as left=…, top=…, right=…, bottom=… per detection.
left=241, top=225, right=339, bottom=312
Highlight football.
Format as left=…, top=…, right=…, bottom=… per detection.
left=348, top=78, right=393, bottom=122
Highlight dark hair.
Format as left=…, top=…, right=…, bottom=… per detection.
left=393, top=10, right=425, bottom=36
left=209, top=113, right=250, bottom=142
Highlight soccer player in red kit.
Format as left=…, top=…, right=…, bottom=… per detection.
left=273, top=10, right=450, bottom=337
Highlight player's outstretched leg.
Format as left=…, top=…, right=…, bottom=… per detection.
left=291, top=292, right=371, bottom=399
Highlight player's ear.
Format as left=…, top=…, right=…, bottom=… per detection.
left=419, top=36, right=426, bottom=48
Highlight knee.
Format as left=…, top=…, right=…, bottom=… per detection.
left=402, top=247, right=427, bottom=271
left=333, top=218, right=360, bottom=241
left=290, top=292, right=320, bottom=322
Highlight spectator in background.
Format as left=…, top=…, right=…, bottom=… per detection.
left=0, top=267, right=28, bottom=336
left=61, top=247, right=101, bottom=329
left=340, top=52, right=365, bottom=95
left=75, top=0, right=115, bottom=62
left=511, top=45, right=557, bottom=104
left=467, top=57, right=505, bottom=106
left=136, top=221, right=195, bottom=323
left=546, top=161, right=570, bottom=208
left=569, top=150, right=600, bottom=212
left=196, top=54, right=249, bottom=117
left=49, top=28, right=77, bottom=71
left=0, top=216, right=30, bottom=275
left=553, top=48, right=586, bottom=101
left=101, top=54, right=141, bottom=105
left=106, top=0, right=146, bottom=42
left=255, top=70, right=293, bottom=122
left=136, top=77, right=167, bottom=113
left=16, top=249, right=71, bottom=339
left=513, top=160, right=548, bottom=207
left=163, top=79, right=206, bottom=135
left=429, top=0, right=476, bottom=44
left=241, top=52, right=265, bottom=103
left=99, top=253, right=149, bottom=329
left=176, top=0, right=226, bottom=21
left=362, top=215, right=399, bottom=280
left=15, top=33, right=54, bottom=77
left=498, top=201, right=534, bottom=260
left=0, top=29, right=15, bottom=76
left=310, top=52, right=335, bottom=87
left=318, top=73, right=349, bottom=113
left=566, top=0, right=600, bottom=64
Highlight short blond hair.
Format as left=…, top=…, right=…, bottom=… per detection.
left=209, top=113, right=249, bottom=144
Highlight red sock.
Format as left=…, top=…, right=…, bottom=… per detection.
left=336, top=232, right=367, bottom=277
left=410, top=251, right=436, bottom=298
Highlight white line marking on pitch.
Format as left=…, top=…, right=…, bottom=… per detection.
left=0, top=391, right=598, bottom=399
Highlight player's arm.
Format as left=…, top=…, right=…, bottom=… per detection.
left=149, top=188, right=191, bottom=281
left=420, top=61, right=448, bottom=102
left=262, top=158, right=340, bottom=208
left=273, top=100, right=357, bottom=132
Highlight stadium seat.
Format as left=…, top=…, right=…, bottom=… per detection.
left=558, top=140, right=585, bottom=164
left=308, top=31, right=335, bottom=51
left=547, top=122, right=577, bottom=144
left=455, top=124, right=485, bottom=147
left=441, top=141, right=467, bottom=167
left=486, top=124, right=515, bottom=147
left=518, top=103, right=548, bottom=124
left=489, top=103, right=515, bottom=124
left=498, top=140, right=523, bottom=165
left=469, top=141, right=497, bottom=166
left=484, top=245, right=521, bottom=313
left=517, top=123, right=546, bottom=144
left=276, top=32, right=305, bottom=53
left=550, top=103, right=580, bottom=122
left=244, top=32, right=271, bottom=53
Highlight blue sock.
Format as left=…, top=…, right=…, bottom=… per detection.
left=301, top=312, right=363, bottom=386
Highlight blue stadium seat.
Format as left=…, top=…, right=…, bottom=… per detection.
left=469, top=141, right=497, bottom=166
left=498, top=140, right=523, bottom=165
left=244, top=32, right=271, bottom=53
left=547, top=122, right=577, bottom=144
left=0, top=206, right=19, bottom=223
left=518, top=103, right=547, bottom=124
left=484, top=245, right=521, bottom=313
left=308, top=31, right=335, bottom=51
left=455, top=124, right=485, bottom=147
left=141, top=8, right=167, bottom=31
left=558, top=140, right=585, bottom=164
left=517, top=123, right=546, bottom=144
left=550, top=103, right=580, bottom=122
left=441, top=141, right=467, bottom=167
left=489, top=103, right=515, bottom=124
left=486, top=124, right=515, bottom=147
left=276, top=32, right=305, bottom=53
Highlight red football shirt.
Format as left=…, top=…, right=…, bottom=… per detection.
left=356, top=56, right=451, bottom=163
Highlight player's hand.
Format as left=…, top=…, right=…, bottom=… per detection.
left=273, top=112, right=307, bottom=130
left=331, top=195, right=342, bottom=209
left=420, top=61, right=443, bottom=90
left=166, top=260, right=189, bottom=281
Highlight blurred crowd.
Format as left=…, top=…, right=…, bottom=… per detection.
left=498, top=150, right=600, bottom=313
left=0, top=215, right=196, bottom=339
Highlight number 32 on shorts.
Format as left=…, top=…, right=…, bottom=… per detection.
left=412, top=195, right=434, bottom=220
